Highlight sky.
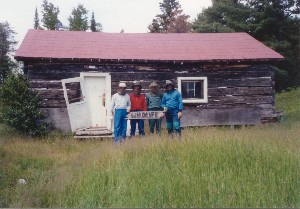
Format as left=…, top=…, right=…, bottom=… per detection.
left=0, top=0, right=212, bottom=48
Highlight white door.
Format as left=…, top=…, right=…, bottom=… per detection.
left=81, top=73, right=111, bottom=129
left=62, top=77, right=92, bottom=132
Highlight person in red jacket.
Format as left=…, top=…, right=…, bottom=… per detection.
left=129, top=81, right=146, bottom=137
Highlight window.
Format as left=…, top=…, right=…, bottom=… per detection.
left=65, top=82, right=84, bottom=104
left=177, top=77, right=208, bottom=103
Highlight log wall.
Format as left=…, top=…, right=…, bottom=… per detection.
left=25, top=62, right=276, bottom=130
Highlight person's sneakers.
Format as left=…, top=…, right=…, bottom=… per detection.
left=168, top=133, right=173, bottom=139
left=175, top=132, right=182, bottom=140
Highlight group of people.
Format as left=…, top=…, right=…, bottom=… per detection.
left=110, top=80, right=184, bottom=143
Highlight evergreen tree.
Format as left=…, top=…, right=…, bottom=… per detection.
left=167, top=14, right=192, bottom=33
left=90, top=12, right=102, bottom=32
left=148, top=0, right=191, bottom=33
left=148, top=19, right=162, bottom=33
left=34, top=7, right=40, bottom=29
left=0, top=22, right=17, bottom=83
left=0, top=74, right=48, bottom=136
left=192, top=0, right=252, bottom=32
left=68, top=4, right=89, bottom=31
left=245, top=0, right=300, bottom=89
left=41, top=0, right=60, bottom=30
left=192, top=0, right=300, bottom=90
left=90, top=12, right=96, bottom=32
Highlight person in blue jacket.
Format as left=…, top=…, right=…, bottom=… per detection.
left=161, top=80, right=184, bottom=138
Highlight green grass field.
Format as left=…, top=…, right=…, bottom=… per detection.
left=0, top=88, right=299, bottom=207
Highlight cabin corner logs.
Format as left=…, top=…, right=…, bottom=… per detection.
left=24, top=62, right=276, bottom=132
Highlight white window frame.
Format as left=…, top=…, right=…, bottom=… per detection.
left=177, top=77, right=208, bottom=103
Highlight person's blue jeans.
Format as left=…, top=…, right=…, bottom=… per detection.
left=165, top=109, right=181, bottom=134
left=114, top=109, right=128, bottom=142
left=130, top=110, right=145, bottom=137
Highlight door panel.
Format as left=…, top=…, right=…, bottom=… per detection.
left=62, top=77, right=92, bottom=132
left=80, top=73, right=111, bottom=130
left=83, top=76, right=106, bottom=127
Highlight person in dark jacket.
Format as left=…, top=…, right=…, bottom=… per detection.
left=161, top=80, right=184, bottom=138
left=146, top=81, right=163, bottom=135
left=129, top=81, right=146, bottom=137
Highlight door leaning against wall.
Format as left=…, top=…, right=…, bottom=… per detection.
left=62, top=73, right=111, bottom=132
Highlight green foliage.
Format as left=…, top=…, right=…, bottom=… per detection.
left=0, top=144, right=55, bottom=207
left=41, top=0, right=60, bottom=30
left=61, top=135, right=299, bottom=208
left=148, top=0, right=191, bottom=33
left=0, top=74, right=48, bottom=136
left=0, top=22, right=17, bottom=83
left=276, top=87, right=300, bottom=125
left=90, top=12, right=96, bottom=32
left=192, top=0, right=300, bottom=90
left=0, top=90, right=299, bottom=207
left=33, top=7, right=41, bottom=30
left=247, top=0, right=300, bottom=90
left=274, top=66, right=290, bottom=90
left=193, top=0, right=252, bottom=33
left=90, top=12, right=102, bottom=32
left=68, top=4, right=89, bottom=31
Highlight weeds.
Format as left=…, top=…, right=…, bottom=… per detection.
left=0, top=89, right=299, bottom=207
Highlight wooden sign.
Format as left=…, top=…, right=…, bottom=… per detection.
left=127, top=111, right=164, bottom=119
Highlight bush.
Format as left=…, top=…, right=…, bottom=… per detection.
left=0, top=74, right=48, bottom=136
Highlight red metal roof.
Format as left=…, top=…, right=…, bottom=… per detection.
left=15, top=29, right=284, bottom=62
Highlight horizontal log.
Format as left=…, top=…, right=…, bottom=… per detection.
left=110, top=72, right=175, bottom=81
left=26, top=63, right=273, bottom=81
left=208, top=77, right=272, bottom=87
left=181, top=108, right=261, bottom=126
left=28, top=63, right=273, bottom=72
left=30, top=80, right=62, bottom=89
left=29, top=64, right=86, bottom=72
left=28, top=72, right=80, bottom=80
left=36, top=89, right=78, bottom=100
left=39, top=99, right=66, bottom=108
left=208, top=87, right=273, bottom=96
left=208, top=95, right=273, bottom=105
left=29, top=80, right=81, bottom=91
left=30, top=70, right=271, bottom=82
left=28, top=64, right=173, bottom=74
left=184, top=103, right=274, bottom=110
left=111, top=80, right=175, bottom=90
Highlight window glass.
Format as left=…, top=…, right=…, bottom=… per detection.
left=195, top=81, right=203, bottom=99
left=181, top=80, right=204, bottom=99
left=178, top=77, right=207, bottom=103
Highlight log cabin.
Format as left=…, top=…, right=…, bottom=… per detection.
left=15, top=30, right=284, bottom=137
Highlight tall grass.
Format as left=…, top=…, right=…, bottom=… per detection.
left=58, top=126, right=299, bottom=208
left=0, top=89, right=299, bottom=208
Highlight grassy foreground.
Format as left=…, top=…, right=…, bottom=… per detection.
left=0, top=88, right=299, bottom=208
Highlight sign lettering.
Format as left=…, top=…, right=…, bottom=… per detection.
left=127, top=111, right=164, bottom=119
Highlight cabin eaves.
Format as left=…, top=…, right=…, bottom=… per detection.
left=15, top=30, right=284, bottom=63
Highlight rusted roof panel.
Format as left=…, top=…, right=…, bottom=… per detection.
left=15, top=29, right=284, bottom=62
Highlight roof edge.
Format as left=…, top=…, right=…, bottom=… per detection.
left=15, top=56, right=285, bottom=64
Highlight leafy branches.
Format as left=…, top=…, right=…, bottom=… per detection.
left=0, top=75, right=48, bottom=136
left=192, top=0, right=300, bottom=90
left=68, top=4, right=89, bottom=31
left=148, top=0, right=191, bottom=33
left=0, top=22, right=17, bottom=83
left=41, top=0, right=60, bottom=30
